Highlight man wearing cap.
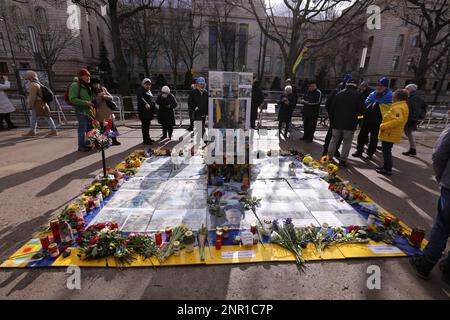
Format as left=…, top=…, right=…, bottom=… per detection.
left=353, top=77, right=392, bottom=160
left=136, top=78, right=156, bottom=145
left=69, top=68, right=94, bottom=152
left=188, top=77, right=208, bottom=137
left=327, top=79, right=365, bottom=167
left=300, top=80, right=322, bottom=142
left=403, top=83, right=427, bottom=156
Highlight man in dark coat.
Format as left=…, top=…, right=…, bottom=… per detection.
left=327, top=80, right=365, bottom=166
left=300, top=80, right=322, bottom=142
left=250, top=78, right=265, bottom=129
left=136, top=78, right=156, bottom=145
left=322, top=82, right=345, bottom=156
left=188, top=77, right=208, bottom=138
left=277, top=85, right=296, bottom=138
left=156, top=85, right=178, bottom=140
left=403, top=83, right=427, bottom=156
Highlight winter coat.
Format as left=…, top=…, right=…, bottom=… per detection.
left=93, top=87, right=113, bottom=123
left=432, top=124, right=450, bottom=189
left=378, top=100, right=409, bottom=143
left=302, top=88, right=322, bottom=116
left=277, top=92, right=296, bottom=122
left=188, top=88, right=208, bottom=120
left=28, top=81, right=50, bottom=117
left=156, top=93, right=178, bottom=126
left=328, top=86, right=365, bottom=131
left=251, top=84, right=265, bottom=123
left=405, top=91, right=427, bottom=130
left=136, top=86, right=156, bottom=121
left=0, top=80, right=15, bottom=114
left=69, top=80, right=92, bottom=114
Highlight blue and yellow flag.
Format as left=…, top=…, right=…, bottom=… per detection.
left=292, top=47, right=308, bottom=74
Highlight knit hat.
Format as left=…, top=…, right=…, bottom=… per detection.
left=343, top=74, right=353, bottom=83
left=161, top=85, right=170, bottom=94
left=405, top=84, right=418, bottom=92
left=378, top=77, right=389, bottom=87
left=141, top=78, right=152, bottom=86
left=196, top=77, right=206, bottom=84
left=78, top=68, right=91, bottom=77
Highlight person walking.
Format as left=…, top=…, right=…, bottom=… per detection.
left=250, top=78, right=264, bottom=129
left=403, top=83, right=427, bottom=156
left=90, top=78, right=120, bottom=146
left=277, top=85, right=296, bottom=139
left=156, top=85, right=178, bottom=140
left=136, top=78, right=156, bottom=145
left=22, top=71, right=57, bottom=138
left=188, top=77, right=208, bottom=138
left=327, top=79, right=365, bottom=167
left=376, top=89, right=409, bottom=176
left=409, top=124, right=450, bottom=285
left=0, top=74, right=17, bottom=130
left=352, top=77, right=392, bottom=160
left=69, top=69, right=94, bottom=151
left=300, top=80, right=322, bottom=142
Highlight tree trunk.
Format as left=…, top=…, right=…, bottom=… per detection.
left=414, top=44, right=432, bottom=90
left=142, top=53, right=150, bottom=78
left=109, top=4, right=132, bottom=111
left=433, top=80, right=444, bottom=105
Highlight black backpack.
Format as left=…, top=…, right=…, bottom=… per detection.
left=34, top=81, right=54, bottom=103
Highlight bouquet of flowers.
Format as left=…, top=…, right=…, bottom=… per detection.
left=59, top=203, right=85, bottom=232
left=78, top=222, right=134, bottom=267
left=270, top=218, right=306, bottom=270
left=157, top=224, right=189, bottom=262
left=127, top=233, right=158, bottom=260
left=86, top=119, right=118, bottom=152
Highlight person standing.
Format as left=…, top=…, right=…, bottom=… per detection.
left=410, top=124, right=450, bottom=285
left=90, top=78, right=120, bottom=146
left=250, top=78, right=265, bottom=129
left=136, top=78, right=156, bottom=145
left=284, top=78, right=298, bottom=105
left=376, top=89, right=409, bottom=176
left=69, top=69, right=94, bottom=151
left=188, top=77, right=208, bottom=138
left=277, top=85, right=296, bottom=138
left=352, top=77, right=392, bottom=160
left=403, top=84, right=427, bottom=156
left=300, top=80, right=322, bottom=142
left=22, top=71, right=57, bottom=138
left=156, top=85, right=178, bottom=140
left=327, top=80, right=365, bottom=167
left=0, top=74, right=17, bottom=130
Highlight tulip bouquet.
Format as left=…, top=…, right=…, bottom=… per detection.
left=86, top=119, right=117, bottom=152
left=157, top=224, right=189, bottom=262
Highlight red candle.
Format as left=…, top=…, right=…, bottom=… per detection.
left=250, top=222, right=257, bottom=234
left=155, top=231, right=162, bottom=246
left=40, top=236, right=50, bottom=250
left=50, top=220, right=61, bottom=243
left=165, top=227, right=172, bottom=242
left=410, top=228, right=425, bottom=247
left=215, top=238, right=222, bottom=250
left=384, top=216, right=393, bottom=227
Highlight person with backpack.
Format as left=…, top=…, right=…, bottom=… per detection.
left=22, top=70, right=57, bottom=137
left=403, top=84, right=427, bottom=156
left=90, top=78, right=120, bottom=146
left=69, top=69, right=94, bottom=152
left=156, top=85, right=178, bottom=140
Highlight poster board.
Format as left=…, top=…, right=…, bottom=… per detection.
left=208, top=71, right=252, bottom=130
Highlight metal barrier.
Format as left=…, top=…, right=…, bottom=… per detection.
left=9, top=94, right=29, bottom=125
left=418, top=105, right=450, bottom=129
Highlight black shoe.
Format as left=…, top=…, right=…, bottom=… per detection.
left=143, top=141, right=153, bottom=145
left=187, top=127, right=193, bottom=132
left=352, top=152, right=363, bottom=158
left=112, top=140, right=121, bottom=146
left=78, top=146, right=91, bottom=152
left=335, top=151, right=341, bottom=158
left=402, top=149, right=417, bottom=156
left=159, top=136, right=167, bottom=141
left=339, top=160, right=347, bottom=167
left=439, top=260, right=450, bottom=285
left=410, top=255, right=434, bottom=280
left=376, top=168, right=392, bottom=176
left=365, top=155, right=373, bottom=160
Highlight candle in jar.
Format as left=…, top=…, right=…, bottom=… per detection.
left=215, top=238, right=222, bottom=250
left=50, top=220, right=61, bottom=243
left=165, top=227, right=172, bottom=242
left=222, top=226, right=229, bottom=239
left=250, top=222, right=257, bottom=234
left=410, top=228, right=425, bottom=247
left=384, top=216, right=393, bottom=227
left=155, top=231, right=162, bottom=246
left=48, top=243, right=59, bottom=259
left=173, top=241, right=180, bottom=256
left=40, top=235, right=50, bottom=250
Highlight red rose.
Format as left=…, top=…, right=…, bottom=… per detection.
left=89, top=236, right=99, bottom=245
left=110, top=223, right=118, bottom=229
left=77, top=217, right=85, bottom=222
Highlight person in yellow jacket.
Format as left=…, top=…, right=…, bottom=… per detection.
left=376, top=89, right=409, bottom=176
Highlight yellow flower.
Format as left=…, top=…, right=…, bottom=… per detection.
left=320, top=155, right=329, bottom=164
left=303, top=155, right=313, bottom=165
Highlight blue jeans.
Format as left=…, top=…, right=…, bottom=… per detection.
left=76, top=112, right=92, bottom=148
left=424, top=187, right=450, bottom=269
left=382, top=141, right=394, bottom=172
left=29, top=108, right=56, bottom=134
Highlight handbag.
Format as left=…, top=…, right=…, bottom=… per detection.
left=105, top=99, right=118, bottom=111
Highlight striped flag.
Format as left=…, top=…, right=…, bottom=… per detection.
left=292, top=47, right=308, bottom=75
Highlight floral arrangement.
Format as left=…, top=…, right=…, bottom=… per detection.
left=127, top=233, right=158, bottom=261
left=157, top=224, right=189, bottom=262
left=271, top=218, right=306, bottom=270
left=86, top=119, right=118, bottom=152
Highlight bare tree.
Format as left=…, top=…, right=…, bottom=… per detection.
left=431, top=47, right=450, bottom=104
left=394, top=0, right=450, bottom=89
left=180, top=3, right=206, bottom=74
left=229, top=0, right=376, bottom=80
left=72, top=0, right=165, bottom=99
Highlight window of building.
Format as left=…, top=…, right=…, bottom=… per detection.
left=391, top=55, right=400, bottom=70
left=11, top=6, right=23, bottom=22
left=275, top=57, right=283, bottom=74
left=264, top=56, right=271, bottom=73
left=208, top=24, right=218, bottom=69
left=90, top=44, right=94, bottom=58
left=397, top=35, right=404, bottom=48
left=237, top=24, right=248, bottom=70
left=407, top=57, right=415, bottom=71
left=367, top=36, right=374, bottom=53
left=363, top=55, right=370, bottom=70
left=0, top=32, right=7, bottom=53
left=220, top=22, right=236, bottom=70
left=0, top=62, right=8, bottom=74
left=97, top=26, right=101, bottom=44
left=20, top=62, right=30, bottom=69
left=35, top=6, right=47, bottom=23
left=411, top=35, right=419, bottom=48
